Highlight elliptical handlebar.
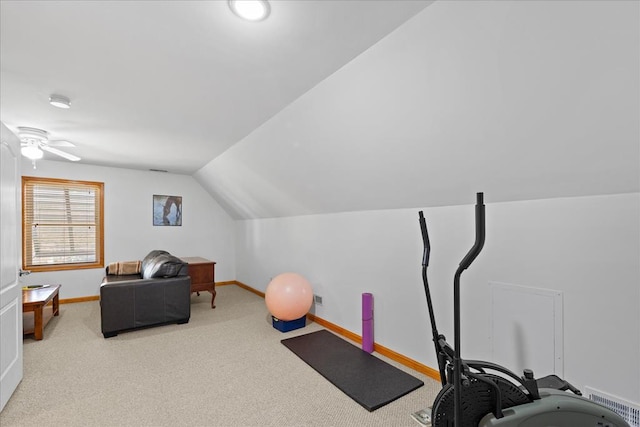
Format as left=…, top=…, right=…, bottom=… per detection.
left=418, top=211, right=431, bottom=267
left=419, top=211, right=431, bottom=267
left=458, top=192, right=486, bottom=270
left=418, top=210, right=448, bottom=386
left=453, top=192, right=486, bottom=427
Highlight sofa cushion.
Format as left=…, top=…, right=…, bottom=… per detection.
left=142, top=253, right=185, bottom=279
left=102, top=274, right=141, bottom=284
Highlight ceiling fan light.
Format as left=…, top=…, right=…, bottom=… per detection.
left=229, top=0, right=270, bottom=21
left=21, top=145, right=44, bottom=160
left=49, top=94, right=71, bottom=109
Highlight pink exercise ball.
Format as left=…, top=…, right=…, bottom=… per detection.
left=265, top=272, right=313, bottom=321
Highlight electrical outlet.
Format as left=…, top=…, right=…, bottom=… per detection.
left=314, top=294, right=323, bottom=305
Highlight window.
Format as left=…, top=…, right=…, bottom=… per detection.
left=22, top=176, right=104, bottom=272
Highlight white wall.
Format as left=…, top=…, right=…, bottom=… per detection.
left=20, top=159, right=236, bottom=299
left=236, top=193, right=640, bottom=403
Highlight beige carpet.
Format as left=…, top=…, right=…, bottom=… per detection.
left=0, top=285, right=440, bottom=426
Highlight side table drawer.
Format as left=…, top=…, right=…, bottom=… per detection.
left=179, top=257, right=216, bottom=309
left=188, top=263, right=214, bottom=286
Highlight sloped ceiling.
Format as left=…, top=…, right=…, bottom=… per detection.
left=0, top=0, right=431, bottom=173
left=194, top=0, right=640, bottom=219
left=2, top=1, right=638, bottom=220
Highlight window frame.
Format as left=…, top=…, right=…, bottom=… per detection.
left=22, top=176, right=104, bottom=272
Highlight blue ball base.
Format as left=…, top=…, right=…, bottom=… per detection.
left=272, top=315, right=306, bottom=332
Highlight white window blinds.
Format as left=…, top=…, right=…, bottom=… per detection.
left=23, top=177, right=104, bottom=271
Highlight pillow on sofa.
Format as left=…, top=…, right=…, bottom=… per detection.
left=141, top=250, right=170, bottom=273
left=142, top=253, right=185, bottom=279
left=107, top=260, right=142, bottom=276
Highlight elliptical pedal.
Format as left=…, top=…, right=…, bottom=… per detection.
left=535, top=374, right=582, bottom=395
left=411, top=407, right=432, bottom=426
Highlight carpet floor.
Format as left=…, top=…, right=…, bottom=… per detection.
left=0, top=285, right=440, bottom=426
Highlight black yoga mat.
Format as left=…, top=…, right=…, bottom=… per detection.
left=281, top=329, right=424, bottom=411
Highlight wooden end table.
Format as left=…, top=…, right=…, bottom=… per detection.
left=23, top=284, right=61, bottom=340
left=180, top=257, right=216, bottom=309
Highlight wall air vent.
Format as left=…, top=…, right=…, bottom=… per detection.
left=149, top=168, right=168, bottom=173
left=584, top=386, right=639, bottom=427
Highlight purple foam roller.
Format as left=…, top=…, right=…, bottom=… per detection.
left=362, top=293, right=374, bottom=353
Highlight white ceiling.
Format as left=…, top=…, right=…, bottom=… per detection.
left=0, top=0, right=431, bottom=174
left=2, top=1, right=638, bottom=220
left=194, top=0, right=639, bottom=218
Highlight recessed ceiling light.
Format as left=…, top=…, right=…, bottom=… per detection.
left=49, top=94, right=71, bottom=109
left=228, top=0, right=270, bottom=22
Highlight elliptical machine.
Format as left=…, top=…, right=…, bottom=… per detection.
left=417, top=192, right=628, bottom=427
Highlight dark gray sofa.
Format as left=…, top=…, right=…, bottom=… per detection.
left=100, top=250, right=191, bottom=338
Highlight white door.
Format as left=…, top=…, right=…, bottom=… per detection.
left=0, top=123, right=22, bottom=412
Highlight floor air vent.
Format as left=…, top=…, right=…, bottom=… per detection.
left=584, top=386, right=639, bottom=427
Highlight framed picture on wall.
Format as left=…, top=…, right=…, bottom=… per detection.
left=153, top=195, right=182, bottom=226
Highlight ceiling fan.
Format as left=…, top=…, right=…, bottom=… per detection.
left=18, top=126, right=81, bottom=167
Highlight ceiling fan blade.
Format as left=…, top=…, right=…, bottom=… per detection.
left=41, top=145, right=81, bottom=161
left=47, top=139, right=75, bottom=147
